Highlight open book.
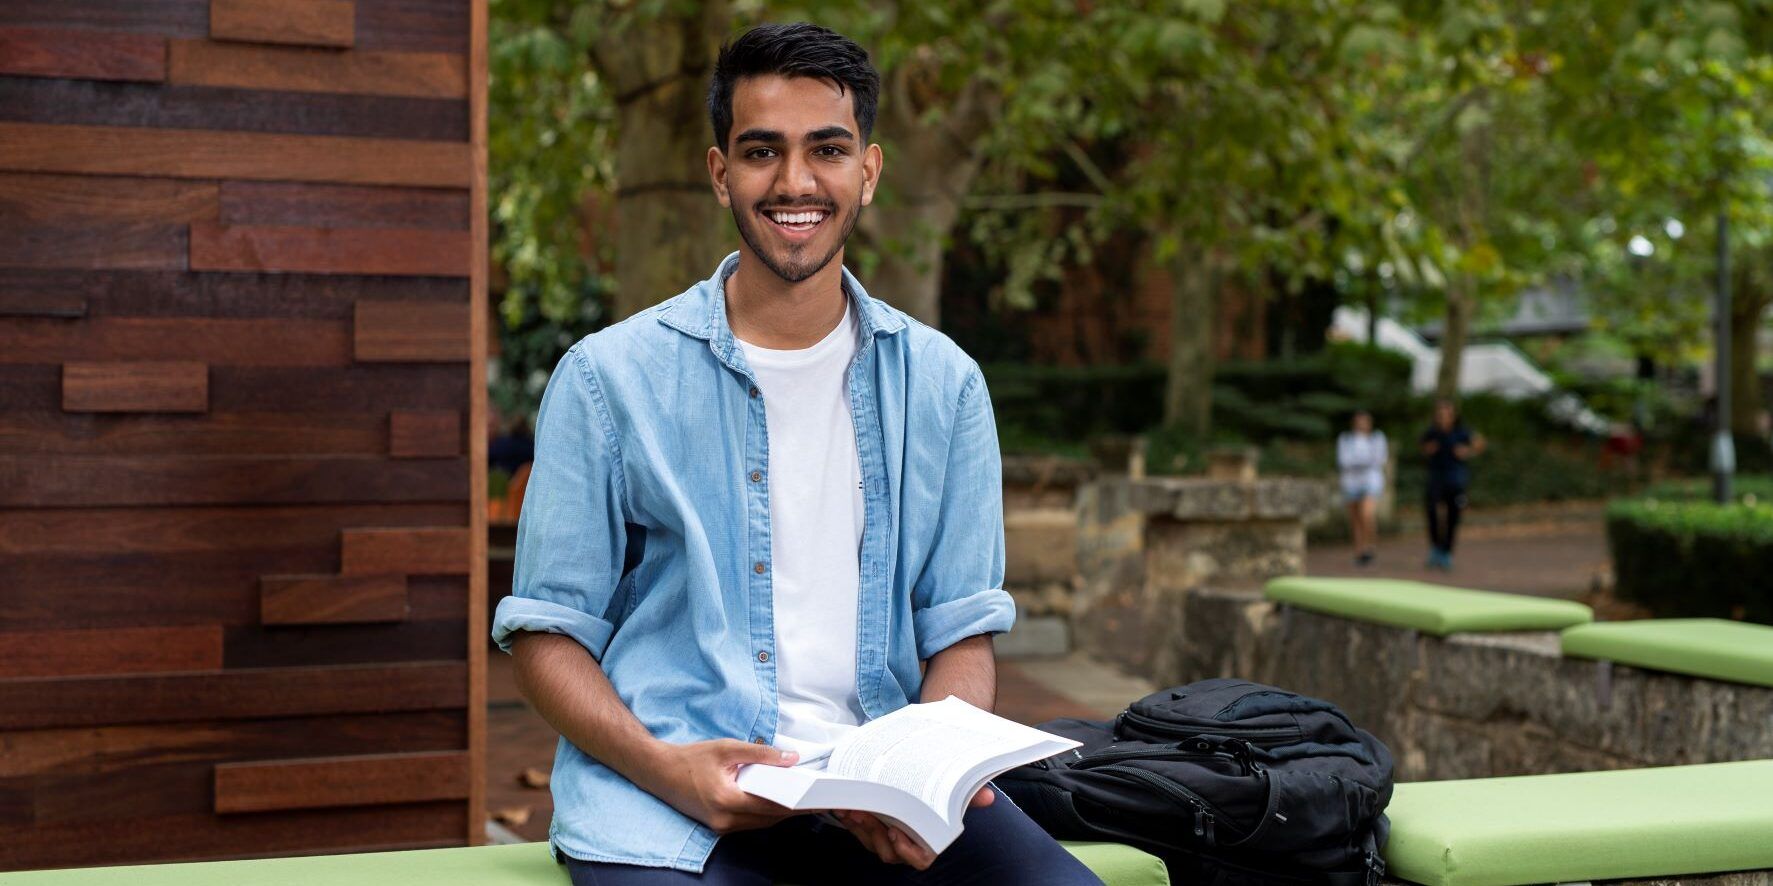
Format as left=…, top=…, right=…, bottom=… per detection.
left=735, top=696, right=1080, bottom=854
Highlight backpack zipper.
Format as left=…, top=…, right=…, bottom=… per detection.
left=1116, top=710, right=1303, bottom=747
left=1100, top=764, right=1245, bottom=846
left=1070, top=743, right=1252, bottom=774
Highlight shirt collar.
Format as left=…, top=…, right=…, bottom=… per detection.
left=658, top=251, right=908, bottom=348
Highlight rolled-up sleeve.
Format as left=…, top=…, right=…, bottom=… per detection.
left=912, top=364, right=1016, bottom=660
left=490, top=344, right=629, bottom=659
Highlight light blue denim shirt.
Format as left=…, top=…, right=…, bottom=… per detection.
left=490, top=252, right=1015, bottom=871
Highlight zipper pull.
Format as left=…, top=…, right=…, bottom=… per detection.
left=1192, top=803, right=1206, bottom=838
left=1203, top=811, right=1217, bottom=846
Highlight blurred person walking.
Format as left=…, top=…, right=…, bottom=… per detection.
left=1336, top=410, right=1387, bottom=566
left=1420, top=399, right=1485, bottom=570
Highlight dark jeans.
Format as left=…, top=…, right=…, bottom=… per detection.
left=561, top=794, right=1105, bottom=886
left=1425, top=483, right=1468, bottom=553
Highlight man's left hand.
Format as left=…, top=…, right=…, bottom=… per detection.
left=835, top=786, right=994, bottom=870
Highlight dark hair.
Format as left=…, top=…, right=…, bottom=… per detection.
left=707, top=22, right=880, bottom=151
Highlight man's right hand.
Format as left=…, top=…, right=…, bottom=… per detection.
left=646, top=739, right=800, bottom=834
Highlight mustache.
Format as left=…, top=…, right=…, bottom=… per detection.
left=755, top=200, right=837, bottom=212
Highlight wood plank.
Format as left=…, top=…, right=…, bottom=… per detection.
left=0, top=411, right=388, bottom=456
left=1, top=554, right=468, bottom=633
left=62, top=360, right=208, bottom=413
left=354, top=301, right=471, bottom=362
left=0, top=710, right=466, bottom=778
left=0, top=76, right=467, bottom=142
left=0, top=661, right=467, bottom=729
left=261, top=573, right=408, bottom=625
left=0, top=626, right=223, bottom=678
left=13, top=761, right=220, bottom=824
left=0, top=317, right=350, bottom=366
left=0, top=1, right=210, bottom=39
left=207, top=365, right=468, bottom=412
left=215, top=751, right=467, bottom=814
left=0, top=171, right=218, bottom=224
left=0, top=26, right=166, bottom=82
left=219, top=181, right=467, bottom=230
left=211, top=0, right=354, bottom=49
left=0, top=364, right=60, bottom=410
left=0, top=503, right=465, bottom=557
left=354, top=0, right=467, bottom=53
left=169, top=39, right=465, bottom=98
left=340, top=526, right=472, bottom=576
left=8, top=803, right=465, bottom=871
left=390, top=409, right=460, bottom=457
left=468, top=0, right=491, bottom=845
left=0, top=455, right=467, bottom=507
left=190, top=222, right=471, bottom=277
left=224, top=619, right=465, bottom=668
left=0, top=291, right=84, bottom=319
left=0, top=222, right=186, bottom=270
left=4, top=549, right=329, bottom=632
left=1, top=268, right=467, bottom=320
left=0, top=122, right=472, bottom=188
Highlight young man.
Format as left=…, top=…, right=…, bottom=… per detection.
left=491, top=22, right=1103, bottom=886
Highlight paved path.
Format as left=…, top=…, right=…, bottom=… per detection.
left=1307, top=518, right=1610, bottom=600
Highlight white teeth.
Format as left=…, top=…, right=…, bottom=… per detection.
left=769, top=211, right=826, bottom=226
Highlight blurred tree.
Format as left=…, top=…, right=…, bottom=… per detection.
left=1541, top=0, right=1773, bottom=438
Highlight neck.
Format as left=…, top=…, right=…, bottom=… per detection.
left=725, top=247, right=848, bottom=349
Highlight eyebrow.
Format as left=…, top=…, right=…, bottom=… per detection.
left=733, top=126, right=856, bottom=146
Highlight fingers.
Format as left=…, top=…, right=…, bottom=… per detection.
left=969, top=786, right=995, bottom=808
left=718, top=739, right=797, bottom=768
left=887, top=827, right=935, bottom=870
left=836, top=812, right=933, bottom=869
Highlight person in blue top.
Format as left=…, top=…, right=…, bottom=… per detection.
left=489, top=22, right=1101, bottom=886
left=1420, top=399, right=1485, bottom=570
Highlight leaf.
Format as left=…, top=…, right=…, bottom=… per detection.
left=519, top=766, right=551, bottom=789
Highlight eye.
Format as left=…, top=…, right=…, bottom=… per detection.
left=747, top=147, right=778, bottom=159
left=815, top=145, right=846, bottom=157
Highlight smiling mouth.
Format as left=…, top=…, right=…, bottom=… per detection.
left=763, top=208, right=829, bottom=234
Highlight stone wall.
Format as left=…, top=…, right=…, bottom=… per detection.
left=1071, top=474, right=1330, bottom=682
left=1167, top=588, right=1773, bottom=782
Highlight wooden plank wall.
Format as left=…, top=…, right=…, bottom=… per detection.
left=0, top=0, right=488, bottom=870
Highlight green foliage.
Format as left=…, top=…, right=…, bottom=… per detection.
left=489, top=0, right=612, bottom=329
left=1607, top=496, right=1773, bottom=621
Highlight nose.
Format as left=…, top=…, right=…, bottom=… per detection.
left=775, top=150, right=817, bottom=199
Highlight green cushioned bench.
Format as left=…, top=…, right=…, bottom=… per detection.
left=1561, top=617, right=1773, bottom=689
left=0, top=839, right=1170, bottom=886
left=1264, top=576, right=1594, bottom=636
left=1384, top=760, right=1773, bottom=886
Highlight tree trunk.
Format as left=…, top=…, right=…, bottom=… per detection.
left=1729, top=281, right=1770, bottom=438
left=855, top=60, right=997, bottom=327
left=1435, top=280, right=1474, bottom=402
left=592, top=4, right=733, bottom=321
left=1164, top=243, right=1218, bottom=435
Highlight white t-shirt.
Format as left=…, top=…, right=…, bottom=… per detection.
left=1336, top=430, right=1388, bottom=493
left=735, top=302, right=866, bottom=760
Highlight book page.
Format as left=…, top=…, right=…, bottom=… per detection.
left=824, top=696, right=1059, bottom=815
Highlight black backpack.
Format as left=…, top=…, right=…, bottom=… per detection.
left=996, top=678, right=1393, bottom=886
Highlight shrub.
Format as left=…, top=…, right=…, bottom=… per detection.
left=1606, top=497, right=1773, bottom=622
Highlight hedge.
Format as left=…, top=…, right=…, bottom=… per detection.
left=1606, top=497, right=1773, bottom=622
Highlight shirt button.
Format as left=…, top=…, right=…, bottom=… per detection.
left=757, top=651, right=770, bottom=662
left=754, top=562, right=765, bottom=574
left=750, top=470, right=762, bottom=482
left=752, top=737, right=767, bottom=745
left=749, top=386, right=759, bottom=398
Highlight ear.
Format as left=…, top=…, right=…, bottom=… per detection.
left=708, top=145, right=731, bottom=207
left=860, top=142, right=883, bottom=207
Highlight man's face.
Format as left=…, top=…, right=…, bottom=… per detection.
left=708, top=74, right=882, bottom=284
